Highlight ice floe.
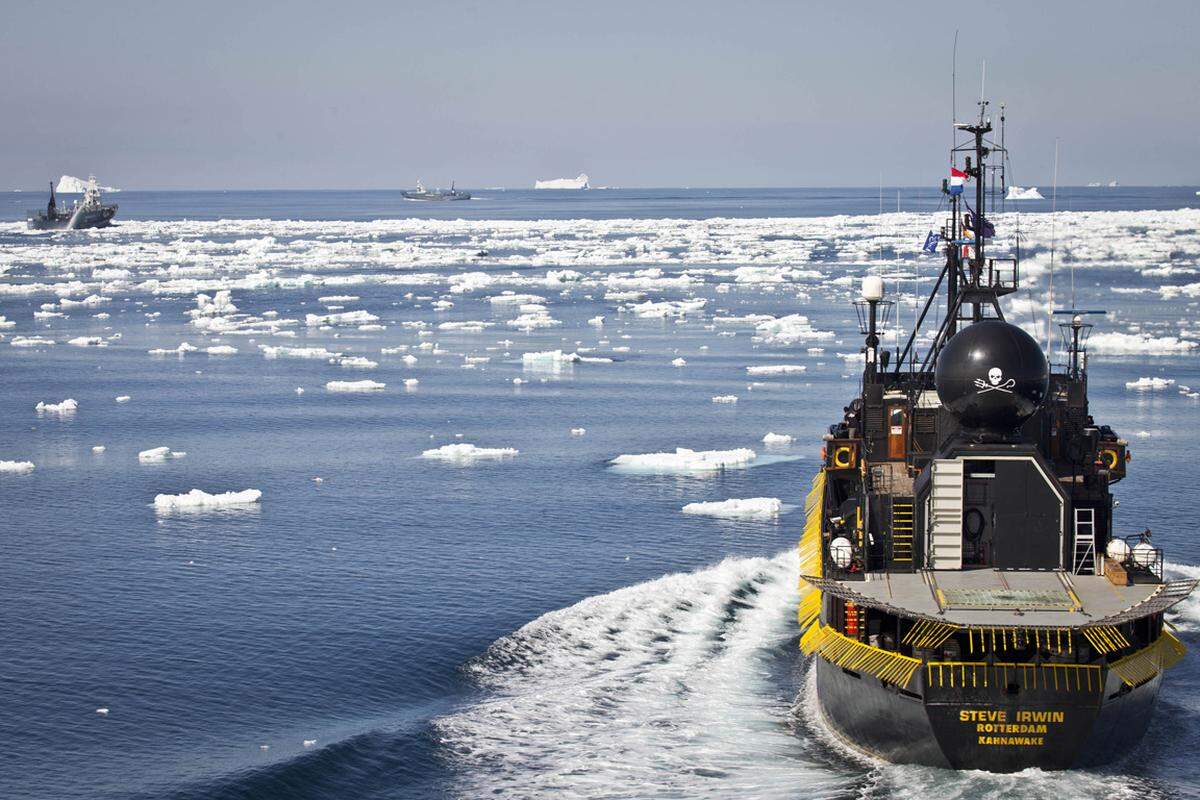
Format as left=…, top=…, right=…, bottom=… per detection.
left=711, top=395, right=738, bottom=404
left=609, top=447, right=757, bottom=473
left=681, top=497, right=784, bottom=520
left=325, top=380, right=386, bottom=392
left=36, top=398, right=77, bottom=414
left=420, top=444, right=519, bottom=463
left=305, top=310, right=379, bottom=327
left=138, top=447, right=187, bottom=462
left=746, top=365, right=806, bottom=375
left=761, top=432, right=794, bottom=444
left=67, top=336, right=106, bottom=347
left=153, top=488, right=262, bottom=512
left=1125, top=377, right=1175, bottom=391
left=1089, top=332, right=1197, bottom=355
left=0, top=460, right=35, bottom=473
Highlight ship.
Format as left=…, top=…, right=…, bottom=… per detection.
left=797, top=98, right=1196, bottom=772
left=402, top=180, right=471, bottom=201
left=27, top=177, right=118, bottom=230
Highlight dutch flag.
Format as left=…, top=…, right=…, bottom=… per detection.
left=949, top=167, right=968, bottom=196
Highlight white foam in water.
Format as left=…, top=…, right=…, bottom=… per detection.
left=434, top=548, right=854, bottom=798
left=681, top=497, right=784, bottom=520
left=0, top=460, right=35, bottom=473
left=610, top=447, right=757, bottom=473
left=153, top=488, right=262, bottom=512
left=325, top=380, right=386, bottom=392
left=420, top=443, right=518, bottom=463
left=36, top=398, right=78, bottom=414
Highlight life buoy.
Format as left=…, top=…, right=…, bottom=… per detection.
left=833, top=445, right=855, bottom=469
left=1101, top=449, right=1120, bottom=470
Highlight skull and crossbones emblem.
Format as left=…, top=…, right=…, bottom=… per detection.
left=974, top=366, right=1016, bottom=394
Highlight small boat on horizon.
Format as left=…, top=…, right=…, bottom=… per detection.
left=402, top=180, right=471, bottom=201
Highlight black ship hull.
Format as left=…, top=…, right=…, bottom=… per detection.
left=401, top=192, right=471, bottom=201
left=27, top=206, right=117, bottom=230
left=814, top=656, right=1161, bottom=771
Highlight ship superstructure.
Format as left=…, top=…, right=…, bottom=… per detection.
left=798, top=100, right=1195, bottom=771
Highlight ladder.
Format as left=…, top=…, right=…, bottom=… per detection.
left=891, top=498, right=915, bottom=563
left=1073, top=507, right=1098, bottom=574
left=928, top=459, right=964, bottom=569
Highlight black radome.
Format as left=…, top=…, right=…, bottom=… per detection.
left=935, top=319, right=1049, bottom=431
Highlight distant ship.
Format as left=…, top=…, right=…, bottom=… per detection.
left=402, top=181, right=471, bottom=201
left=27, top=177, right=117, bottom=230
left=534, top=173, right=589, bottom=190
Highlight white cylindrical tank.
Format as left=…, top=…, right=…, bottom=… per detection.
left=1131, top=541, right=1157, bottom=568
left=1106, top=539, right=1131, bottom=562
left=829, top=536, right=854, bottom=568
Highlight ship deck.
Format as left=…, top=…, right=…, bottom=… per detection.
left=811, top=569, right=1191, bottom=627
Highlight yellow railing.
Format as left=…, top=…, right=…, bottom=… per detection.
left=1080, top=625, right=1131, bottom=655
left=796, top=470, right=826, bottom=632
left=802, top=624, right=921, bottom=687
left=925, top=660, right=1101, bottom=693
left=1108, top=630, right=1187, bottom=687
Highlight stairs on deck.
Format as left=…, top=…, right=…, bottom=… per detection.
left=891, top=499, right=914, bottom=563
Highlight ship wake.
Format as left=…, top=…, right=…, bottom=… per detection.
left=434, top=548, right=856, bottom=798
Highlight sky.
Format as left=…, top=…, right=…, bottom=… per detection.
left=3, top=0, right=1198, bottom=189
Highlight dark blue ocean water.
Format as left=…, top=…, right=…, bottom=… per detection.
left=2, top=188, right=1198, bottom=799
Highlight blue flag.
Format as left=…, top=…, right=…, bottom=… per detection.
left=922, top=231, right=941, bottom=253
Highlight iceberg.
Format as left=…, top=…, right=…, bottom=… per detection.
left=57, top=175, right=119, bottom=193
left=681, top=497, right=784, bottom=520
left=153, top=488, right=262, bottom=512
left=534, top=174, right=589, bottom=190
left=609, top=447, right=757, bottom=473
left=1005, top=186, right=1044, bottom=200
left=420, top=443, right=519, bottom=463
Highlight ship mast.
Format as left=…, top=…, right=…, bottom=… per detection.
left=892, top=97, right=1018, bottom=379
